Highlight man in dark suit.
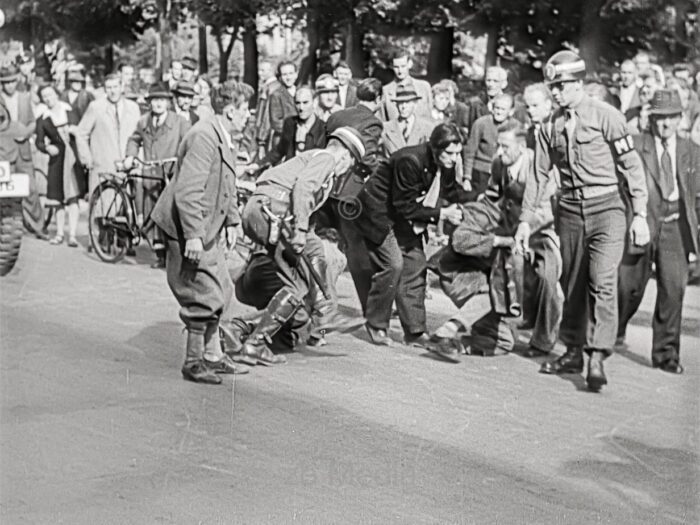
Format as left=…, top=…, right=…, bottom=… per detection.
left=267, top=60, right=298, bottom=150
left=151, top=81, right=253, bottom=384
left=322, top=78, right=384, bottom=313
left=617, top=89, right=700, bottom=374
left=251, top=86, right=326, bottom=168
left=171, top=80, right=199, bottom=124
left=334, top=61, right=357, bottom=109
left=355, top=124, right=465, bottom=347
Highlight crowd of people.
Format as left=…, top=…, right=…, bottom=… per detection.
left=0, top=46, right=697, bottom=389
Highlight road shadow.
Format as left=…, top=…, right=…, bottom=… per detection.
left=126, top=321, right=184, bottom=369
left=562, top=435, right=699, bottom=523
left=614, top=344, right=653, bottom=368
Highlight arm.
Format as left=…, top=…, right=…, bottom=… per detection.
left=75, top=101, right=97, bottom=167
left=463, top=120, right=482, bottom=180
left=362, top=119, right=383, bottom=171
left=519, top=124, right=553, bottom=226
left=451, top=203, right=500, bottom=257
left=291, top=152, right=336, bottom=233
left=268, top=92, right=285, bottom=135
left=603, top=110, right=648, bottom=215
left=125, top=120, right=144, bottom=158
left=34, top=118, right=49, bottom=154
left=262, top=117, right=291, bottom=166
left=173, top=133, right=217, bottom=241
left=391, top=156, right=442, bottom=224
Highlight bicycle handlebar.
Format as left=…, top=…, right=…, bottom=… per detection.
left=132, top=157, right=178, bottom=167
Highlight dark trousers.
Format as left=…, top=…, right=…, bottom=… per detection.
left=523, top=235, right=563, bottom=352
left=618, top=219, right=690, bottom=365
left=365, top=230, right=427, bottom=335
left=165, top=237, right=233, bottom=332
left=558, top=192, right=626, bottom=355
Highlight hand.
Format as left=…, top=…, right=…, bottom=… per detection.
left=46, top=145, right=59, bottom=157
left=184, top=238, right=204, bottom=262
left=513, top=222, right=531, bottom=255
left=290, top=230, right=306, bottom=254
left=439, top=204, right=463, bottom=226
left=630, top=215, right=650, bottom=247
left=122, top=156, right=134, bottom=171
left=135, top=213, right=144, bottom=228
left=462, top=178, right=472, bottom=193
left=493, top=235, right=515, bottom=249
left=225, top=226, right=237, bottom=249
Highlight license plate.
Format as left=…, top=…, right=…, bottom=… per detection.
left=0, top=173, right=30, bottom=198
left=0, top=161, right=10, bottom=183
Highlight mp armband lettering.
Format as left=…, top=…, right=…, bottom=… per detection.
left=613, top=135, right=634, bottom=155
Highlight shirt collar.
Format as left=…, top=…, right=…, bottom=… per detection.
left=506, top=151, right=526, bottom=179
left=655, top=133, right=677, bottom=152
left=216, top=116, right=235, bottom=150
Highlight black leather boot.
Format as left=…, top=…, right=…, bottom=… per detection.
left=586, top=350, right=608, bottom=391
left=220, top=318, right=255, bottom=356
left=236, top=289, right=301, bottom=366
left=181, top=329, right=222, bottom=384
left=539, top=346, right=584, bottom=374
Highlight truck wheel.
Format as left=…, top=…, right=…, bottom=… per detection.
left=0, top=199, right=24, bottom=276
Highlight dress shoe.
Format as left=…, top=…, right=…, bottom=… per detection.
left=236, top=340, right=287, bottom=366
left=522, top=346, right=549, bottom=358
left=151, top=257, right=166, bottom=269
left=403, top=332, right=432, bottom=349
left=181, top=361, right=222, bottom=384
left=655, top=361, right=684, bottom=374
left=586, top=352, right=608, bottom=392
left=539, top=347, right=584, bottom=374
left=366, top=324, right=391, bottom=346
left=427, top=335, right=461, bottom=363
left=204, top=355, right=250, bottom=374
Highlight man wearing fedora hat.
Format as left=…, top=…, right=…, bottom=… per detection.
left=124, top=82, right=190, bottom=268
left=171, top=80, right=199, bottom=124
left=380, top=49, right=432, bottom=122
left=60, top=69, right=94, bottom=120
left=232, top=127, right=365, bottom=366
left=314, top=74, right=342, bottom=122
left=617, top=89, right=700, bottom=375
left=379, top=85, right=435, bottom=157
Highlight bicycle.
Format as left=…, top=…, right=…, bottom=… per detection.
left=88, top=157, right=177, bottom=263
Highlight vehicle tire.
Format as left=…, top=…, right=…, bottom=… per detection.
left=0, top=199, right=24, bottom=277
left=88, top=181, right=131, bottom=263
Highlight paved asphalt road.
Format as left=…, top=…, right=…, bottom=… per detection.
left=1, top=234, right=699, bottom=524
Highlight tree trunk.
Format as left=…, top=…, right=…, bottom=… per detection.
left=578, top=0, right=606, bottom=71
left=158, top=0, right=172, bottom=81
left=243, top=22, right=258, bottom=95
left=344, top=17, right=365, bottom=78
left=198, top=24, right=208, bottom=74
left=427, top=27, right=454, bottom=82
left=217, top=27, right=238, bottom=83
left=299, top=2, right=320, bottom=85
left=484, top=20, right=498, bottom=68
left=105, top=42, right=114, bottom=74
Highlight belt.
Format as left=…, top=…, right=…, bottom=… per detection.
left=661, top=199, right=680, bottom=223
left=253, top=181, right=290, bottom=207
left=559, top=185, right=618, bottom=200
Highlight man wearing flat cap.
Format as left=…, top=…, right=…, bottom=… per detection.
left=60, top=69, right=94, bottom=120
left=124, top=82, right=191, bottom=268
left=379, top=85, right=435, bottom=158
left=171, top=80, right=199, bottom=124
left=514, top=50, right=650, bottom=391
left=618, top=89, right=700, bottom=375
left=151, top=81, right=254, bottom=384
left=231, top=127, right=365, bottom=366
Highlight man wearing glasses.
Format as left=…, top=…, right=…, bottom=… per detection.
left=514, top=50, right=650, bottom=391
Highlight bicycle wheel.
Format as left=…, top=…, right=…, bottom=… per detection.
left=88, top=181, right=131, bottom=263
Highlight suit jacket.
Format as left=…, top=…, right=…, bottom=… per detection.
left=380, top=77, right=433, bottom=122
left=338, top=83, right=358, bottom=109
left=76, top=97, right=140, bottom=178
left=262, top=115, right=326, bottom=166
left=59, top=89, right=95, bottom=121
left=125, top=111, right=191, bottom=177
left=379, top=116, right=435, bottom=158
left=619, top=86, right=642, bottom=120
left=255, top=78, right=281, bottom=146
left=1, top=91, right=34, bottom=163
left=326, top=104, right=384, bottom=200
left=634, top=132, right=700, bottom=255
left=151, top=117, right=240, bottom=246
left=268, top=86, right=297, bottom=137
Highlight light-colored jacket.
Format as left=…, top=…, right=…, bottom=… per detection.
left=76, top=96, right=140, bottom=192
left=379, top=116, right=435, bottom=157
left=380, top=78, right=433, bottom=122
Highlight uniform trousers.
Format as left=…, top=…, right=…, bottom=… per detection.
left=365, top=229, right=427, bottom=335
left=557, top=191, right=626, bottom=355
left=165, top=237, right=233, bottom=332
left=618, top=218, right=690, bottom=365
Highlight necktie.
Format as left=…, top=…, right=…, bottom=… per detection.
left=399, top=118, right=409, bottom=142
left=660, top=140, right=674, bottom=199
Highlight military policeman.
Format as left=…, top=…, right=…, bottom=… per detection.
left=514, top=51, right=650, bottom=391
left=151, top=81, right=254, bottom=385
left=235, top=127, right=365, bottom=366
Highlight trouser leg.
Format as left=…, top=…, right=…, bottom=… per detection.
left=585, top=201, right=626, bottom=355
left=395, top=242, right=428, bottom=336
left=338, top=213, right=373, bottom=313
left=365, top=230, right=403, bottom=330
left=617, top=248, right=653, bottom=340
left=557, top=200, right=589, bottom=349
left=651, top=221, right=689, bottom=365
left=528, top=237, right=563, bottom=352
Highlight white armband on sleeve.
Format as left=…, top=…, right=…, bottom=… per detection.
left=612, top=135, right=634, bottom=156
